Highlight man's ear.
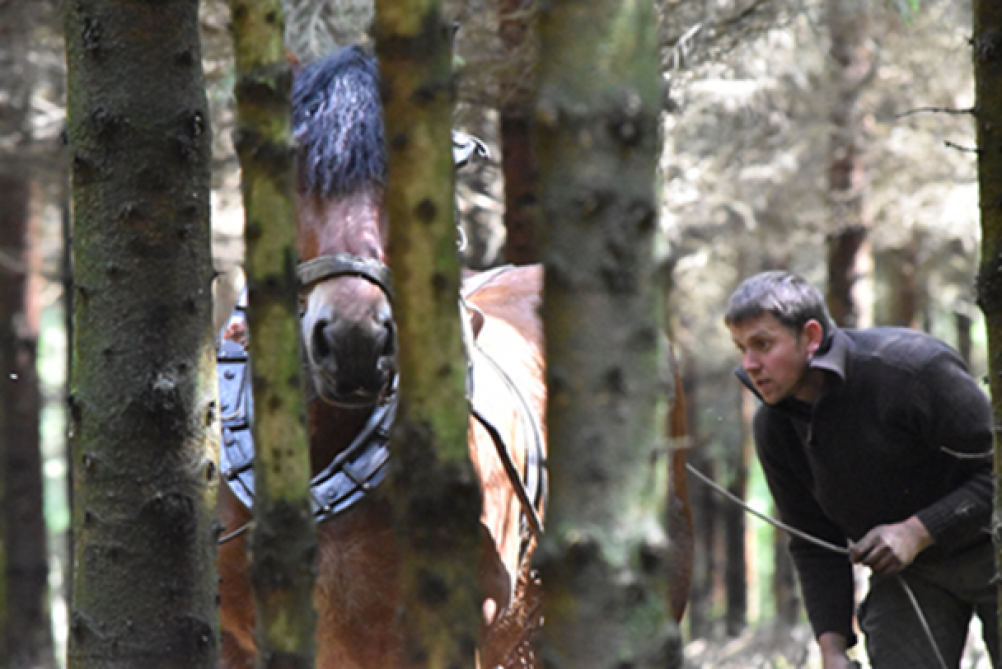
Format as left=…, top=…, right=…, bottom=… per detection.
left=802, top=320, right=824, bottom=356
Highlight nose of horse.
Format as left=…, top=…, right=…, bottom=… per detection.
left=310, top=305, right=396, bottom=402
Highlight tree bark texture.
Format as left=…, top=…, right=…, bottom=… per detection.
left=533, top=1, right=677, bottom=665
left=63, top=1, right=220, bottom=666
left=0, top=176, right=55, bottom=669
left=373, top=5, right=483, bottom=667
left=229, top=0, right=317, bottom=666
left=825, top=0, right=875, bottom=329
left=973, top=0, right=1002, bottom=646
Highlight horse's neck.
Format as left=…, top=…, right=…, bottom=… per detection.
left=307, top=399, right=373, bottom=477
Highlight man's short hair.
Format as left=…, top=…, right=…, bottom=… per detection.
left=724, top=271, right=835, bottom=342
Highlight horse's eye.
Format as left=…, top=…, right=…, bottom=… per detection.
left=298, top=294, right=307, bottom=317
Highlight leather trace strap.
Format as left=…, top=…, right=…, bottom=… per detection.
left=297, top=253, right=393, bottom=300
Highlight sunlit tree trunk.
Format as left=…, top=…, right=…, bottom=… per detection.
left=229, top=0, right=317, bottom=666
left=63, top=0, right=220, bottom=666
left=373, top=3, right=483, bottom=666
left=972, top=0, right=1002, bottom=643
left=825, top=0, right=875, bottom=329
left=534, top=1, right=680, bottom=665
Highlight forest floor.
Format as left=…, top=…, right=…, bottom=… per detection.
left=682, top=621, right=993, bottom=668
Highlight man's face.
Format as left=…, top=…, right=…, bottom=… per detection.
left=728, top=312, right=817, bottom=404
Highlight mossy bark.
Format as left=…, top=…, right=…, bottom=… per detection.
left=372, top=5, right=482, bottom=667
left=533, top=1, right=678, bottom=666
left=63, top=1, right=219, bottom=667
left=973, top=0, right=1002, bottom=647
left=228, top=1, right=316, bottom=667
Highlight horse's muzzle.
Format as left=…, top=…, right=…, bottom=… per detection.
left=303, top=292, right=397, bottom=408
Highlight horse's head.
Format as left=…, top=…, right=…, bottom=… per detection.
left=293, top=47, right=396, bottom=408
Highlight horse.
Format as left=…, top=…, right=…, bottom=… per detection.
left=215, top=45, right=548, bottom=669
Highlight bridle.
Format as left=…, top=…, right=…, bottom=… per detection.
left=297, top=252, right=393, bottom=300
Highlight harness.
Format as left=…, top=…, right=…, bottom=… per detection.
left=217, top=262, right=546, bottom=544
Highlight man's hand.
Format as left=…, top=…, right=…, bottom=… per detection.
left=818, top=632, right=855, bottom=669
left=849, top=516, right=933, bottom=575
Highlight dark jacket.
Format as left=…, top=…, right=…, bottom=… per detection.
left=741, top=327, right=993, bottom=644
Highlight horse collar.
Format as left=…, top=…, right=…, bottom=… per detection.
left=217, top=290, right=393, bottom=537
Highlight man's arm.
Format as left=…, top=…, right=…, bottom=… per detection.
left=754, top=410, right=857, bottom=645
left=818, top=632, right=854, bottom=669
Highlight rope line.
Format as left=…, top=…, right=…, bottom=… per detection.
left=685, top=462, right=949, bottom=669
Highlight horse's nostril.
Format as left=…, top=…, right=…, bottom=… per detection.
left=380, top=321, right=396, bottom=358
left=313, top=320, right=332, bottom=360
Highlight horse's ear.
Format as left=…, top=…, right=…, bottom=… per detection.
left=286, top=48, right=301, bottom=71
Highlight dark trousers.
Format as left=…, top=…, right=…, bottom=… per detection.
left=858, top=540, right=999, bottom=669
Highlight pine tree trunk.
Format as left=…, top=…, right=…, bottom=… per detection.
left=533, top=1, right=678, bottom=665
left=972, top=0, right=1002, bottom=644
left=683, top=360, right=715, bottom=640
left=63, top=1, right=220, bottom=666
left=724, top=388, right=752, bottom=637
left=881, top=243, right=919, bottom=328
left=772, top=517, right=800, bottom=627
left=825, top=0, right=875, bottom=329
left=373, top=5, right=483, bottom=666
left=0, top=176, right=55, bottom=669
left=229, top=0, right=317, bottom=666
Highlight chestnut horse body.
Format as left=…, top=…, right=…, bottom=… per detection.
left=217, top=46, right=547, bottom=668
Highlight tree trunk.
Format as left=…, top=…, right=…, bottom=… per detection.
left=0, top=0, right=56, bottom=663
left=683, top=359, right=716, bottom=640
left=724, top=388, right=752, bottom=637
left=373, top=5, right=482, bottom=667
left=0, top=176, right=55, bottom=669
left=956, top=310, right=973, bottom=369
left=533, top=1, right=678, bottom=665
left=498, top=0, right=539, bottom=265
left=772, top=517, right=800, bottom=627
left=880, top=243, right=919, bottom=329
left=63, top=1, right=220, bottom=666
left=229, top=1, right=317, bottom=666
left=825, top=0, right=875, bottom=329
left=972, top=0, right=1002, bottom=645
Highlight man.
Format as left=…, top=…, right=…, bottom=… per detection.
left=724, top=270, right=997, bottom=669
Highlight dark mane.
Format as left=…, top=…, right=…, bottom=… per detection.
left=293, top=46, right=386, bottom=196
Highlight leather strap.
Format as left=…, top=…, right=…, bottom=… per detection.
left=297, top=253, right=393, bottom=299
